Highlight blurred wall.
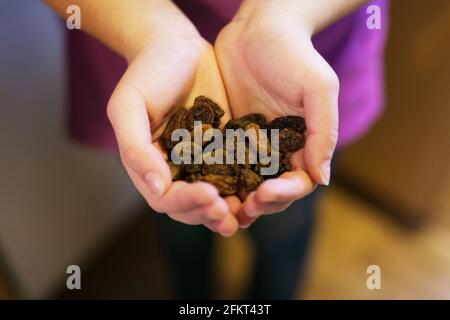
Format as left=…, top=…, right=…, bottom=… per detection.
left=337, top=0, right=450, bottom=225
left=0, top=1, right=140, bottom=298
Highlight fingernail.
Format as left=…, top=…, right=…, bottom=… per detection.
left=145, top=172, right=165, bottom=197
left=320, top=161, right=331, bottom=186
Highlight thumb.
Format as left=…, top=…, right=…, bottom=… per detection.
left=107, top=80, right=171, bottom=197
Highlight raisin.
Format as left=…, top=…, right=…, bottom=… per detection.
left=161, top=96, right=308, bottom=197
left=184, top=163, right=202, bottom=175
left=273, top=156, right=292, bottom=178
left=239, top=113, right=269, bottom=129
left=225, top=119, right=238, bottom=130
left=160, top=107, right=189, bottom=151
left=187, top=104, right=215, bottom=130
left=235, top=146, right=254, bottom=169
left=240, top=168, right=263, bottom=192
left=213, top=119, right=221, bottom=129
left=185, top=174, right=201, bottom=183
left=198, top=174, right=239, bottom=196
left=245, top=123, right=260, bottom=132
left=168, top=162, right=184, bottom=180
left=278, top=128, right=305, bottom=153
left=190, top=124, right=214, bottom=146
left=226, top=113, right=268, bottom=130
left=270, top=116, right=306, bottom=133
left=194, top=96, right=225, bottom=119
left=201, top=164, right=233, bottom=176
left=171, top=141, right=202, bottom=164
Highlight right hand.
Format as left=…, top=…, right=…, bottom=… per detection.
left=215, top=1, right=340, bottom=227
left=107, top=33, right=240, bottom=236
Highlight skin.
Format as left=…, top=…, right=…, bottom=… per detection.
left=45, top=0, right=367, bottom=235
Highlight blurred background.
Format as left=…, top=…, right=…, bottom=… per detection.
left=1, top=0, right=449, bottom=299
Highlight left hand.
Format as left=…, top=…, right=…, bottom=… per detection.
left=215, top=0, right=340, bottom=227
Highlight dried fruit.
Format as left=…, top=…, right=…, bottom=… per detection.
left=225, top=113, right=269, bottom=130
left=187, top=104, right=215, bottom=130
left=190, top=124, right=214, bottom=146
left=194, top=95, right=225, bottom=120
left=161, top=107, right=189, bottom=150
left=278, top=128, right=305, bottom=153
left=198, top=174, right=239, bottom=197
left=270, top=116, right=306, bottom=133
left=160, top=96, right=307, bottom=197
left=168, top=162, right=183, bottom=180
left=184, top=163, right=202, bottom=175
left=240, top=168, right=264, bottom=192
left=201, top=164, right=233, bottom=176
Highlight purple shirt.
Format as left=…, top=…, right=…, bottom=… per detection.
left=66, top=0, right=388, bottom=151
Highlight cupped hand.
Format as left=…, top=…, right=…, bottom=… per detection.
left=107, top=33, right=240, bottom=236
left=215, top=3, right=340, bottom=227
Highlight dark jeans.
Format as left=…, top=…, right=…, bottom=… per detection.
left=156, top=190, right=319, bottom=299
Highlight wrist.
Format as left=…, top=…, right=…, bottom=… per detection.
left=239, top=0, right=367, bottom=35
left=235, top=0, right=315, bottom=37
left=124, top=24, right=202, bottom=63
left=123, top=8, right=201, bottom=62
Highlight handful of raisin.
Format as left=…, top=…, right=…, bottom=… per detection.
left=159, top=96, right=306, bottom=196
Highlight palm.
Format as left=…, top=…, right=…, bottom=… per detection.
left=216, top=20, right=311, bottom=190
left=215, top=16, right=339, bottom=222
left=125, top=37, right=232, bottom=137
left=216, top=20, right=309, bottom=121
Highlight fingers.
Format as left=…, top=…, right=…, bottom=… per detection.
left=242, top=191, right=293, bottom=218
left=174, top=196, right=240, bottom=237
left=225, top=195, right=242, bottom=216
left=169, top=196, right=229, bottom=224
left=203, top=196, right=240, bottom=236
left=302, top=48, right=340, bottom=186
left=129, top=165, right=239, bottom=235
left=205, top=212, right=239, bottom=237
left=158, top=181, right=220, bottom=214
left=236, top=192, right=292, bottom=228
left=236, top=167, right=316, bottom=228
left=255, top=170, right=316, bottom=203
left=108, top=80, right=172, bottom=198
left=236, top=210, right=258, bottom=229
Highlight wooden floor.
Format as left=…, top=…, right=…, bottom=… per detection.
left=301, top=188, right=450, bottom=299
left=216, top=187, right=450, bottom=300
left=2, top=186, right=450, bottom=300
